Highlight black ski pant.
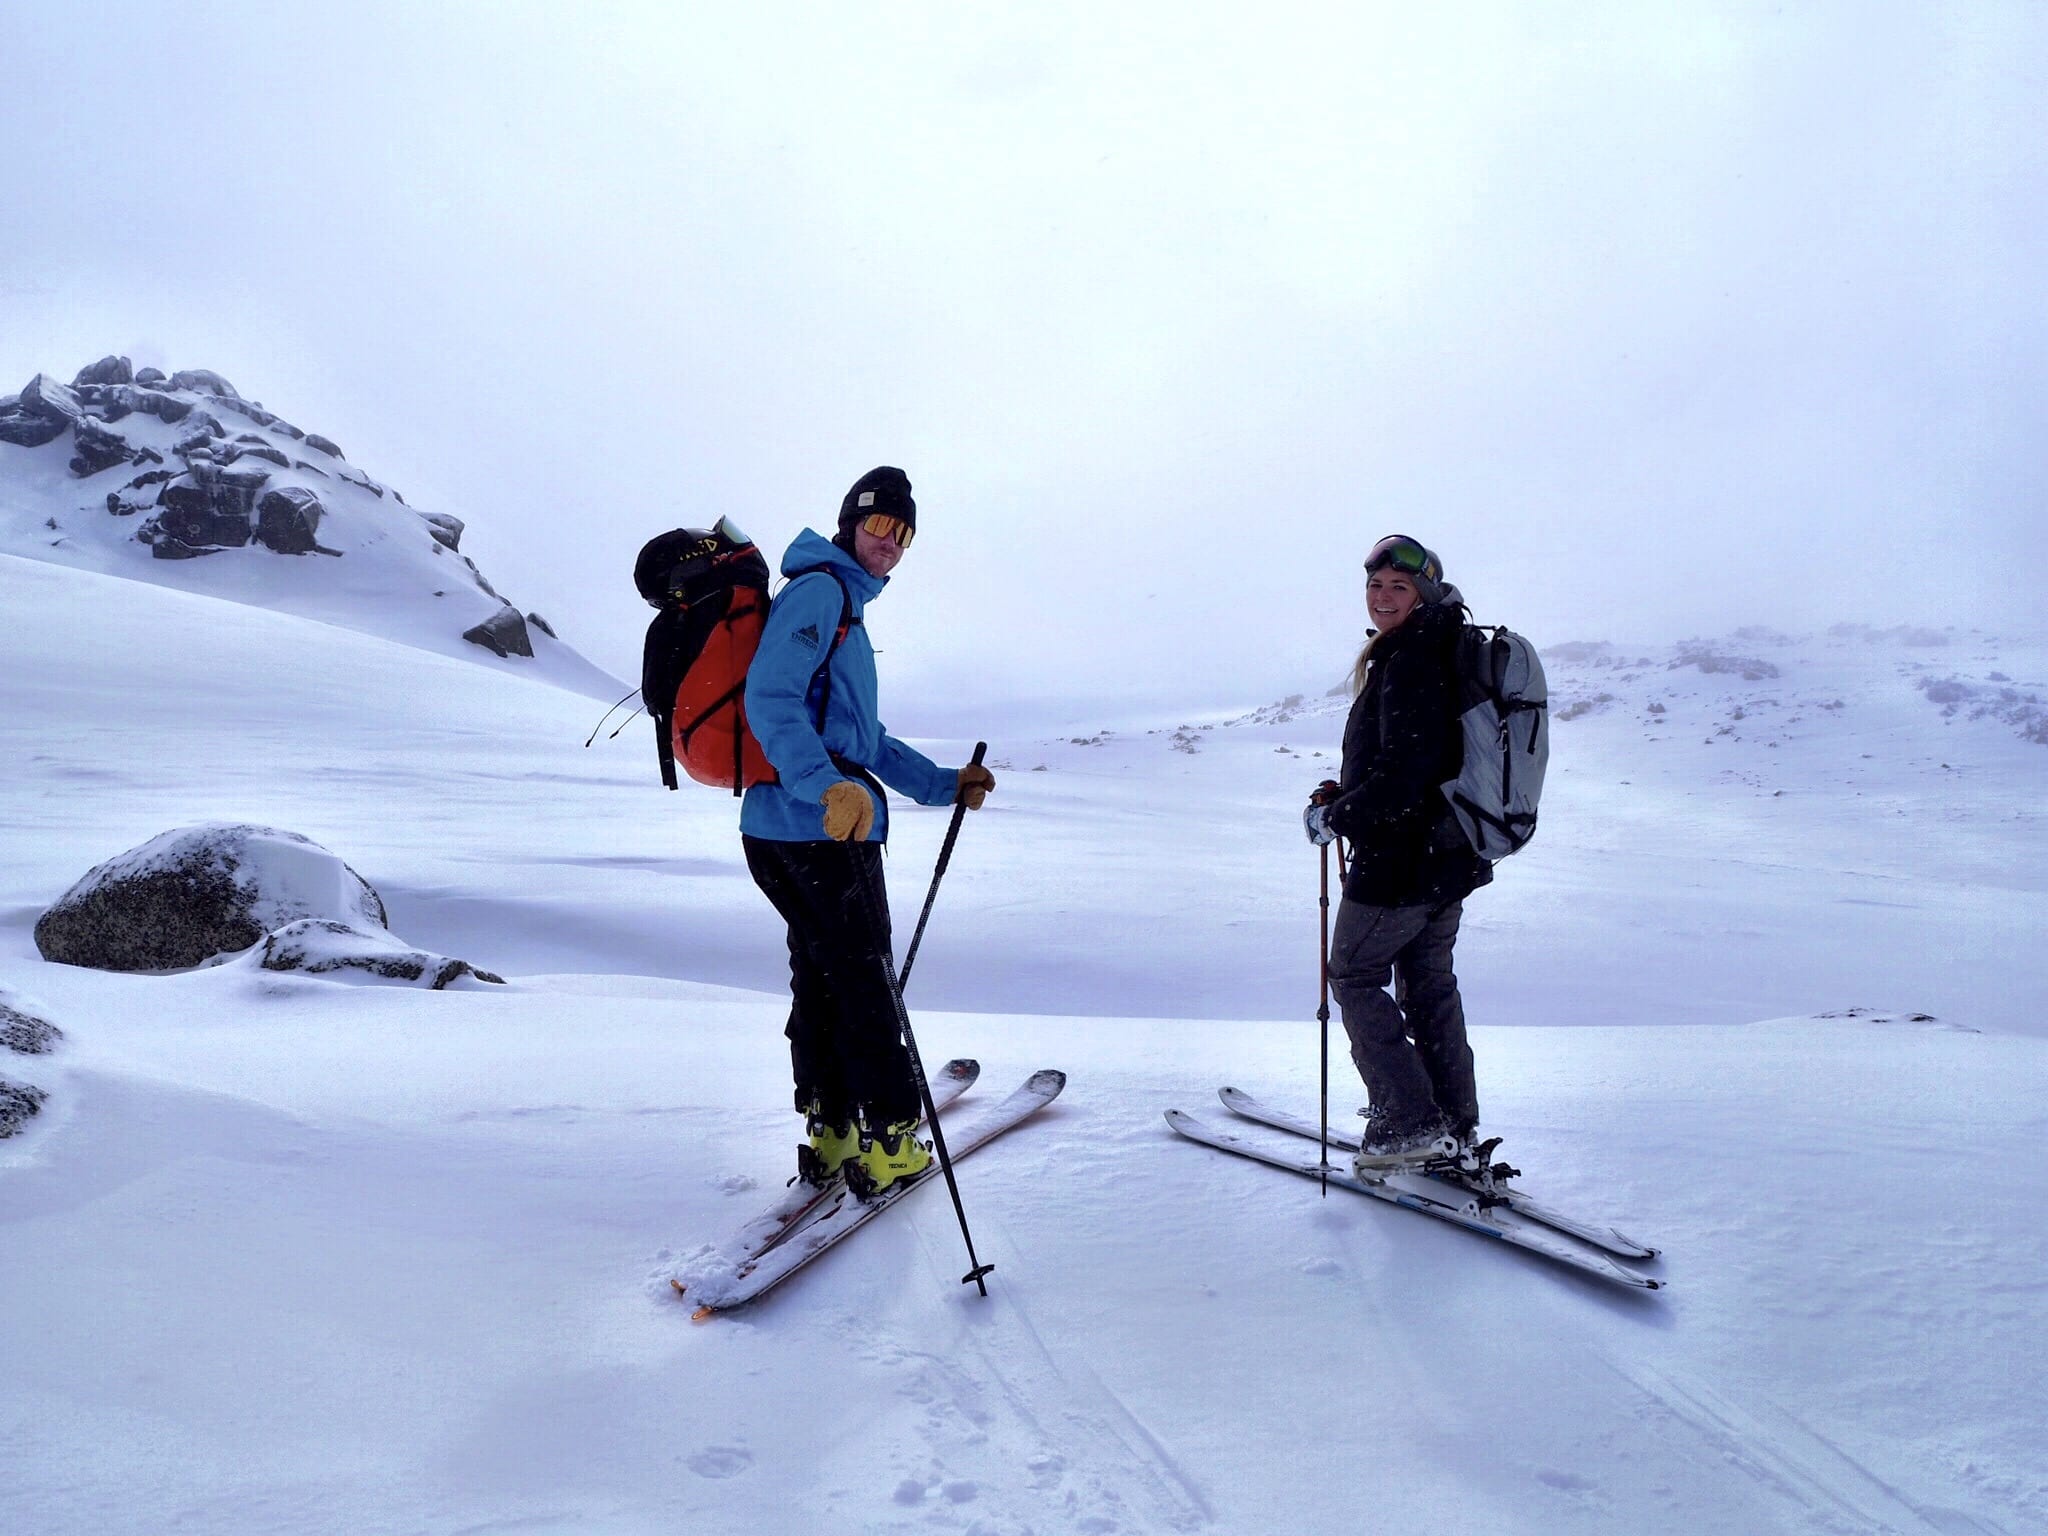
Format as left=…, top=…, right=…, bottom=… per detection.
left=1328, top=897, right=1479, bottom=1138
left=742, top=836, right=919, bottom=1130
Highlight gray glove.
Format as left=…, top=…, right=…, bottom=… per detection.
left=1303, top=803, right=1336, bottom=846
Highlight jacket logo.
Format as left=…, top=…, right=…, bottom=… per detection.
left=793, top=622, right=821, bottom=649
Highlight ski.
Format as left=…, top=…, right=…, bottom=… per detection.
left=1164, top=1108, right=1662, bottom=1292
left=678, top=1069, right=1066, bottom=1317
left=1217, top=1085, right=1659, bottom=1260
left=673, top=1057, right=980, bottom=1288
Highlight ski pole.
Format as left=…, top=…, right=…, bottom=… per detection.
left=899, top=742, right=987, bottom=990
left=1317, top=837, right=1333, bottom=1196
left=850, top=746, right=995, bottom=1295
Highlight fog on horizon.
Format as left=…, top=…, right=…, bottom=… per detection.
left=4, top=3, right=2043, bottom=721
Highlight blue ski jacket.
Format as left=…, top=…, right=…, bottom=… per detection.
left=740, top=529, right=957, bottom=842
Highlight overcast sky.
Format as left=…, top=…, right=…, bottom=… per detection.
left=4, top=3, right=2043, bottom=724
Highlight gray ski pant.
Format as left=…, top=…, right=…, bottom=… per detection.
left=1328, top=897, right=1479, bottom=1137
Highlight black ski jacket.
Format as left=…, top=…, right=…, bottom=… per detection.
left=1324, top=602, right=1493, bottom=909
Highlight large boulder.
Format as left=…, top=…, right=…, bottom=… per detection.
left=35, top=824, right=390, bottom=973
left=463, top=604, right=534, bottom=658
left=253, top=486, right=330, bottom=555
left=20, top=373, right=85, bottom=425
left=69, top=418, right=134, bottom=477
left=168, top=368, right=239, bottom=397
left=1, top=373, right=84, bottom=444
left=72, top=355, right=134, bottom=388
left=419, top=511, right=464, bottom=551
left=0, top=406, right=69, bottom=447
left=106, top=384, right=195, bottom=425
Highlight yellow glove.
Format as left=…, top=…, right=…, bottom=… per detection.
left=821, top=780, right=875, bottom=842
left=957, top=764, right=997, bottom=810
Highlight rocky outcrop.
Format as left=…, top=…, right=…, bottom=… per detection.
left=4, top=357, right=583, bottom=665
left=35, top=824, right=389, bottom=973
left=144, top=462, right=272, bottom=556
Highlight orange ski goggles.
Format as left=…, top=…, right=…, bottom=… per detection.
left=859, top=513, right=916, bottom=549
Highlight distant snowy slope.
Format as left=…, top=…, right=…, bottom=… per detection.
left=0, top=357, right=621, bottom=699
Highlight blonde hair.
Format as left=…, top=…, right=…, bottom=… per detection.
left=1350, top=631, right=1390, bottom=697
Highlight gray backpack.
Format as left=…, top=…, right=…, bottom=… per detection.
left=1441, top=625, right=1549, bottom=860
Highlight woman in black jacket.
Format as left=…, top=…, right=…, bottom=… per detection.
left=1305, top=534, right=1491, bottom=1171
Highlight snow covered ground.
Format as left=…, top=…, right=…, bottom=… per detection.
left=3, top=550, right=2045, bottom=1534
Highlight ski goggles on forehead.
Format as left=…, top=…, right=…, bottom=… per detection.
left=859, top=513, right=915, bottom=549
left=1364, top=534, right=1435, bottom=579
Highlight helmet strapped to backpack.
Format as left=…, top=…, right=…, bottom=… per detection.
left=637, top=518, right=776, bottom=793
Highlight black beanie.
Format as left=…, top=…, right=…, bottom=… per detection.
left=836, top=466, right=916, bottom=544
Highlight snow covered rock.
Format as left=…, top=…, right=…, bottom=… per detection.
left=0, top=374, right=81, bottom=447
left=72, top=355, right=134, bottom=388
left=69, top=417, right=134, bottom=477
left=253, top=486, right=331, bottom=555
left=0, top=995, right=60, bottom=1138
left=0, top=1077, right=47, bottom=1138
left=257, top=919, right=504, bottom=989
left=463, top=603, right=535, bottom=658
left=35, top=823, right=390, bottom=973
left=1, top=999, right=64, bottom=1056
left=419, top=510, right=464, bottom=551
left=168, top=368, right=239, bottom=397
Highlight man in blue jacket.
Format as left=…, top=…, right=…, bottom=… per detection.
left=742, top=466, right=997, bottom=1197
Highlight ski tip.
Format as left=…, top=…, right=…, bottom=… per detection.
left=941, top=1057, right=979, bottom=1081
left=669, top=1277, right=687, bottom=1298
left=691, top=1304, right=718, bottom=1322
left=1028, top=1068, right=1068, bottom=1094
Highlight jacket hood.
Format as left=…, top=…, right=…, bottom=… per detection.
left=780, top=527, right=886, bottom=606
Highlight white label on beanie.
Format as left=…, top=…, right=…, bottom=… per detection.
left=858, top=491, right=876, bottom=507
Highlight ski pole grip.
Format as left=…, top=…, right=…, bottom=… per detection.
left=957, top=741, right=988, bottom=803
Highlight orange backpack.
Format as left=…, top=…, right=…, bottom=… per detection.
left=635, top=521, right=850, bottom=793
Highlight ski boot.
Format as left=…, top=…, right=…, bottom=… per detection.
left=794, top=1103, right=860, bottom=1188
left=843, top=1116, right=933, bottom=1201
left=1350, top=1108, right=1457, bottom=1176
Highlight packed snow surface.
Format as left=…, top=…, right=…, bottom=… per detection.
left=3, top=554, right=2044, bottom=1534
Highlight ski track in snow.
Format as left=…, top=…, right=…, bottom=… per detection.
left=1606, top=1363, right=2012, bottom=1536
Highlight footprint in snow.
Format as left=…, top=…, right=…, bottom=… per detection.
left=688, top=1445, right=753, bottom=1479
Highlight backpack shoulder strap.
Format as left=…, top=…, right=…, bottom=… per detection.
left=787, top=569, right=857, bottom=733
